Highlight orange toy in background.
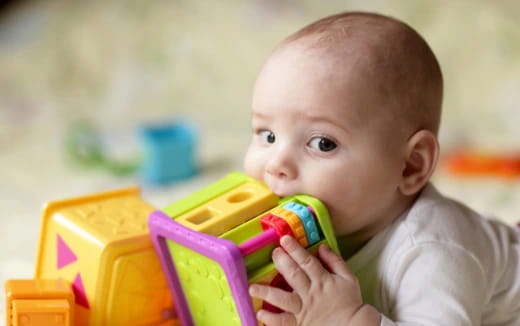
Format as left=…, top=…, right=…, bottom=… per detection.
left=5, top=279, right=75, bottom=326
left=442, top=150, right=520, bottom=179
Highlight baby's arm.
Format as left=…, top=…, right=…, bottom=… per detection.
left=379, top=243, right=487, bottom=325
left=250, top=236, right=489, bottom=325
left=249, top=236, right=381, bottom=326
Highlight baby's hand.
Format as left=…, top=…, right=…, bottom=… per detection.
left=249, top=236, right=380, bottom=326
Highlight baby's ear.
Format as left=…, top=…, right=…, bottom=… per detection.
left=399, top=129, right=439, bottom=196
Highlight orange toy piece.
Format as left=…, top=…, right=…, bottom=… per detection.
left=5, top=279, right=74, bottom=326
left=443, top=151, right=520, bottom=178
left=34, top=187, right=177, bottom=326
left=270, top=207, right=309, bottom=247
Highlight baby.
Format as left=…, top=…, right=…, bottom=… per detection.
left=243, top=12, right=520, bottom=325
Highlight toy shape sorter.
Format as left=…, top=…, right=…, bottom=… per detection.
left=34, top=186, right=178, bottom=326
left=148, top=172, right=340, bottom=326
left=5, top=279, right=74, bottom=326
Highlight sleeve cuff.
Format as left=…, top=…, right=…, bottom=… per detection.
left=380, top=314, right=396, bottom=326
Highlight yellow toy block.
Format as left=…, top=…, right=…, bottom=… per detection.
left=34, top=187, right=176, bottom=326
left=174, top=181, right=279, bottom=236
left=5, top=279, right=74, bottom=326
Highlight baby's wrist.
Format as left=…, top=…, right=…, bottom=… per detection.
left=348, top=304, right=381, bottom=326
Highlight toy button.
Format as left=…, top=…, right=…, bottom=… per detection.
left=270, top=207, right=308, bottom=247
left=283, top=202, right=321, bottom=245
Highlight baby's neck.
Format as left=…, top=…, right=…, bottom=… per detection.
left=337, top=236, right=367, bottom=259
left=337, top=192, right=420, bottom=260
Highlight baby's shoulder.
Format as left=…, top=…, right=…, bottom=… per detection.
left=401, top=183, right=515, bottom=243
left=384, top=183, right=518, bottom=271
left=399, top=183, right=483, bottom=244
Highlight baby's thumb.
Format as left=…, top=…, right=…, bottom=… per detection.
left=318, top=244, right=354, bottom=279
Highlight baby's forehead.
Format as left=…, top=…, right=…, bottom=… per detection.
left=261, top=13, right=442, bottom=136
left=269, top=43, right=416, bottom=135
left=276, top=34, right=399, bottom=93
left=269, top=38, right=393, bottom=101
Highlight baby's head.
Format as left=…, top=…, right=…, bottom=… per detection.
left=244, top=12, right=443, bottom=254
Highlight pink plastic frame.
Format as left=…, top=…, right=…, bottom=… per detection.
left=148, top=210, right=258, bottom=326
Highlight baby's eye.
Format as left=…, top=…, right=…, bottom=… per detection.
left=309, top=136, right=337, bottom=152
left=258, top=130, right=276, bottom=144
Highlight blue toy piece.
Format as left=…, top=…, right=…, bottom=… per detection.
left=283, top=202, right=321, bottom=245
left=139, top=121, right=198, bottom=185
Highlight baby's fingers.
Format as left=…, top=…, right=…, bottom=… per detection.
left=272, top=247, right=311, bottom=292
left=249, top=283, right=302, bottom=314
left=279, top=236, right=327, bottom=279
left=256, top=310, right=297, bottom=326
left=318, top=244, right=354, bottom=279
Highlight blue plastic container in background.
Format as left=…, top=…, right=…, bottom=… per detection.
left=139, top=121, right=198, bottom=185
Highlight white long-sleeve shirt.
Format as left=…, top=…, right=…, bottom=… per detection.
left=347, top=183, right=520, bottom=325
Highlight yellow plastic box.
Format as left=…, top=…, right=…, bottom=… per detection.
left=34, top=187, right=176, bottom=326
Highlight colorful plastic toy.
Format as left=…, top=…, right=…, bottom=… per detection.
left=5, top=279, right=74, bottom=326
left=64, top=119, right=198, bottom=182
left=149, top=172, right=339, bottom=326
left=34, top=187, right=177, bottom=326
left=443, top=150, right=520, bottom=178
left=138, top=121, right=198, bottom=185
left=64, top=120, right=140, bottom=176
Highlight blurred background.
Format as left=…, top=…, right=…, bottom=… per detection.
left=1, top=0, right=519, bottom=321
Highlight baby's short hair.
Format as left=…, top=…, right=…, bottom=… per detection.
left=280, top=12, right=443, bottom=135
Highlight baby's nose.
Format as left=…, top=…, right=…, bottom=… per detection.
left=266, top=151, right=297, bottom=180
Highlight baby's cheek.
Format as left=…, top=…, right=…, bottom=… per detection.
left=243, top=150, right=263, bottom=180
left=244, top=164, right=259, bottom=180
left=323, top=194, right=353, bottom=227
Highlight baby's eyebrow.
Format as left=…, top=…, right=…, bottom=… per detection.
left=304, top=114, right=351, bottom=135
left=252, top=110, right=351, bottom=135
left=251, top=111, right=271, bottom=120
